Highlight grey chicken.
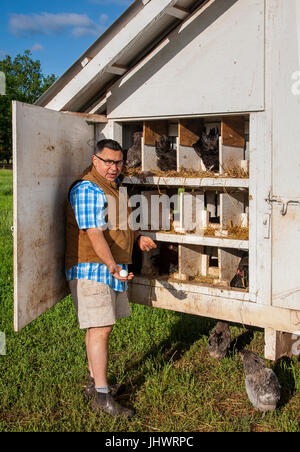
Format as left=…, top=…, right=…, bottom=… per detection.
left=207, top=321, right=231, bottom=359
left=239, top=350, right=281, bottom=416
left=155, top=135, right=177, bottom=171
left=193, top=127, right=220, bottom=172
left=126, top=131, right=143, bottom=168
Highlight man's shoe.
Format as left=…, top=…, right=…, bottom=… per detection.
left=85, top=375, right=125, bottom=398
left=85, top=374, right=96, bottom=398
left=91, top=392, right=135, bottom=418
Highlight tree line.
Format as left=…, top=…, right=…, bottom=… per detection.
left=0, top=50, right=57, bottom=163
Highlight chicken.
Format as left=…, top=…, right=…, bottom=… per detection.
left=155, top=135, right=177, bottom=171
left=230, top=255, right=249, bottom=289
left=207, top=321, right=231, bottom=359
left=126, top=131, right=143, bottom=168
left=193, top=127, right=220, bottom=172
left=239, top=350, right=281, bottom=416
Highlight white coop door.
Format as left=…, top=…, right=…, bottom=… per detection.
left=272, top=204, right=300, bottom=311
left=269, top=2, right=300, bottom=312
left=12, top=101, right=98, bottom=331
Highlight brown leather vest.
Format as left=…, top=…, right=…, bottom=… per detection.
left=65, top=165, right=134, bottom=270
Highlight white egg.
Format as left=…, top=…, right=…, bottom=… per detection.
left=119, top=269, right=128, bottom=278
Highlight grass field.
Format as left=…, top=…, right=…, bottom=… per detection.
left=0, top=169, right=299, bottom=432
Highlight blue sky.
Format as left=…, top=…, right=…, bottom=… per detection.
left=0, top=0, right=134, bottom=78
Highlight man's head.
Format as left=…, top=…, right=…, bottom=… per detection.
left=92, top=139, right=123, bottom=182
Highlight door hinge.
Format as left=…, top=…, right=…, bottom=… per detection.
left=265, top=192, right=300, bottom=216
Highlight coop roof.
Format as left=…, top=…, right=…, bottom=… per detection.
left=35, top=0, right=209, bottom=114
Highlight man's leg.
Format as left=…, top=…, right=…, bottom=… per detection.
left=86, top=326, right=134, bottom=418
left=85, top=328, right=126, bottom=399
left=69, top=280, right=133, bottom=417
left=86, top=326, right=112, bottom=386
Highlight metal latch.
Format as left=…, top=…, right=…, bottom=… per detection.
left=265, top=192, right=300, bottom=216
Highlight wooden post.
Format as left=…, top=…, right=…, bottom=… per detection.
left=264, top=328, right=300, bottom=361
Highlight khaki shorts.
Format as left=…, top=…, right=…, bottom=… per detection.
left=69, top=279, right=131, bottom=329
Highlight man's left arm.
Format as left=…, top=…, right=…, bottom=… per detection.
left=135, top=232, right=157, bottom=252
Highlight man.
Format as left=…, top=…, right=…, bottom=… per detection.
left=65, top=139, right=156, bottom=418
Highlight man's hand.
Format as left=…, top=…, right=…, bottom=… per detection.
left=86, top=229, right=134, bottom=281
left=108, top=263, right=134, bottom=282
left=138, top=236, right=157, bottom=252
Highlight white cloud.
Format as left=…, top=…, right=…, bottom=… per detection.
left=72, top=27, right=100, bottom=37
left=99, top=13, right=109, bottom=23
left=9, top=12, right=107, bottom=38
left=30, top=43, right=44, bottom=52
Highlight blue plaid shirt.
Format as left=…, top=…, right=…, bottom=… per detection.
left=65, top=180, right=128, bottom=292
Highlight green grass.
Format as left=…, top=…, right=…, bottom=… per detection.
left=0, top=169, right=299, bottom=432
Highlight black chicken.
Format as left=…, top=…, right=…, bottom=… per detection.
left=230, top=255, right=249, bottom=289
left=193, top=127, right=220, bottom=172
left=155, top=135, right=177, bottom=171
left=207, top=321, right=231, bottom=359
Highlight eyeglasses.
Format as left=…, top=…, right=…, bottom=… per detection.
left=94, top=154, right=123, bottom=167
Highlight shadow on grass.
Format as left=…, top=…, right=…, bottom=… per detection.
left=228, top=328, right=255, bottom=356
left=122, top=314, right=216, bottom=392
left=273, top=356, right=297, bottom=408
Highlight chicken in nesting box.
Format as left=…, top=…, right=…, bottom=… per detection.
left=239, top=350, right=281, bottom=416
left=207, top=321, right=231, bottom=359
left=126, top=131, right=143, bottom=168
left=155, top=135, right=177, bottom=171
left=193, top=127, right=220, bottom=172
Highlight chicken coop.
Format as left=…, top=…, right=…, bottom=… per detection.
left=13, top=0, right=300, bottom=360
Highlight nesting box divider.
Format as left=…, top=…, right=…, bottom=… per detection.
left=222, top=117, right=245, bottom=147
left=176, top=136, right=180, bottom=172
left=178, top=145, right=205, bottom=172
left=220, top=116, right=247, bottom=174
left=179, top=191, right=205, bottom=233
left=218, top=248, right=243, bottom=284
left=219, top=143, right=245, bottom=174
left=178, top=244, right=209, bottom=280
left=178, top=119, right=204, bottom=171
left=142, top=143, right=159, bottom=172
left=142, top=120, right=169, bottom=172
left=140, top=136, right=146, bottom=172
left=220, top=190, right=246, bottom=230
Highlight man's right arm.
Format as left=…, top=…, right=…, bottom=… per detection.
left=86, top=228, right=133, bottom=281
